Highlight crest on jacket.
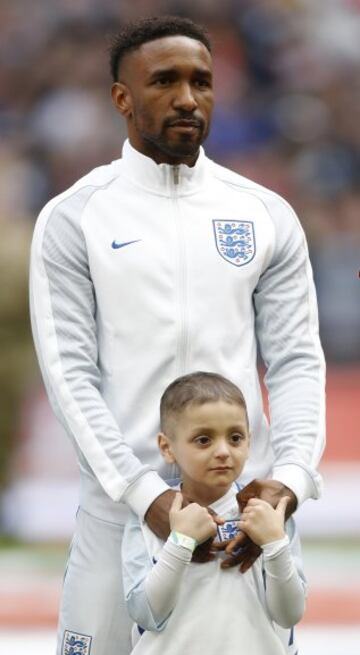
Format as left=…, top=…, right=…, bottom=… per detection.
left=213, top=220, right=256, bottom=267
left=62, top=630, right=92, bottom=655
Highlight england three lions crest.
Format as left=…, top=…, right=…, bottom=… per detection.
left=213, top=220, right=256, bottom=267
left=62, top=630, right=92, bottom=655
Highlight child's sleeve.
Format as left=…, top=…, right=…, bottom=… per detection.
left=262, top=517, right=307, bottom=628
left=122, top=513, right=193, bottom=632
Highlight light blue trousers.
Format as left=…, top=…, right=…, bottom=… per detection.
left=57, top=508, right=133, bottom=655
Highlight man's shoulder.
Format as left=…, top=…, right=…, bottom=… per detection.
left=210, top=159, right=294, bottom=211
left=38, top=159, right=122, bottom=223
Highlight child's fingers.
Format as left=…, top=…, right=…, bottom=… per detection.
left=206, top=506, right=224, bottom=525
left=169, top=492, right=183, bottom=513
left=275, top=496, right=290, bottom=517
left=211, top=513, right=224, bottom=525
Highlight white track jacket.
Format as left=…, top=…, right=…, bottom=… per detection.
left=30, top=140, right=325, bottom=524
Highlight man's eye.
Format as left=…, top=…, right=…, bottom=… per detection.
left=195, top=78, right=211, bottom=88
left=154, top=77, right=172, bottom=86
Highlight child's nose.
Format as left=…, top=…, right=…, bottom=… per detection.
left=214, top=440, right=230, bottom=458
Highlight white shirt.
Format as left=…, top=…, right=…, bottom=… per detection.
left=122, top=483, right=307, bottom=655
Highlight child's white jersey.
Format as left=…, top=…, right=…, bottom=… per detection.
left=122, top=483, right=306, bottom=655
left=30, top=140, right=325, bottom=524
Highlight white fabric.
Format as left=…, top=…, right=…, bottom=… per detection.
left=122, top=484, right=306, bottom=655
left=57, top=508, right=133, bottom=655
left=30, top=139, right=325, bottom=524
left=262, top=535, right=290, bottom=558
left=144, top=540, right=192, bottom=625
left=30, top=139, right=324, bottom=655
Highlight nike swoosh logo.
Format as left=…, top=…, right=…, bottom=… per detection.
left=111, top=239, right=141, bottom=250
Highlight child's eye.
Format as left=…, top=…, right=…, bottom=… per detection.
left=194, top=435, right=210, bottom=446
left=230, top=433, right=244, bottom=445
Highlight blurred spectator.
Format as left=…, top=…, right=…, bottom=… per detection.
left=0, top=219, right=35, bottom=490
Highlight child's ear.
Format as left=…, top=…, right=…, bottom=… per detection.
left=158, top=432, right=176, bottom=464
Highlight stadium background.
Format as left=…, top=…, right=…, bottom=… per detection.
left=0, top=0, right=359, bottom=652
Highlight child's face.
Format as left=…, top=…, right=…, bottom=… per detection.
left=159, top=400, right=249, bottom=504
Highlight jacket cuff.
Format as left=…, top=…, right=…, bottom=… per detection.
left=123, top=471, right=170, bottom=519
left=272, top=463, right=323, bottom=506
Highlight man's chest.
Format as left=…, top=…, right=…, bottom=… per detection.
left=82, top=188, right=274, bottom=313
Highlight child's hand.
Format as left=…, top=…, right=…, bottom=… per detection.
left=169, top=492, right=218, bottom=544
left=238, top=496, right=289, bottom=546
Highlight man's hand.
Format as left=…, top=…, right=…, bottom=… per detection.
left=218, top=479, right=297, bottom=572
left=237, top=479, right=297, bottom=517
left=144, top=489, right=178, bottom=540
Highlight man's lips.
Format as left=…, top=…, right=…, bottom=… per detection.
left=170, top=120, right=200, bottom=126
left=167, top=119, right=203, bottom=129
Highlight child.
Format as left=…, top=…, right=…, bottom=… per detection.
left=122, top=372, right=306, bottom=655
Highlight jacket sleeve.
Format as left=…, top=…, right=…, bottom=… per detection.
left=29, top=186, right=168, bottom=515
left=253, top=192, right=326, bottom=505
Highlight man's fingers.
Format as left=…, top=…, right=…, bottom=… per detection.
left=221, top=546, right=246, bottom=569
left=225, top=531, right=247, bottom=554
left=236, top=480, right=260, bottom=512
left=192, top=537, right=216, bottom=563
left=212, top=539, right=228, bottom=551
left=213, top=530, right=248, bottom=553
left=221, top=541, right=262, bottom=570
left=240, top=552, right=260, bottom=573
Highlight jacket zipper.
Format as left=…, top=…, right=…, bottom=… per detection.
left=172, top=166, right=188, bottom=376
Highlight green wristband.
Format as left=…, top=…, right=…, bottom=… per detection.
left=169, top=530, right=197, bottom=552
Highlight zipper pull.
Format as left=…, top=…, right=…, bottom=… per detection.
left=173, top=166, right=180, bottom=185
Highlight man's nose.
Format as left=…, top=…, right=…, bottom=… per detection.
left=173, top=82, right=197, bottom=111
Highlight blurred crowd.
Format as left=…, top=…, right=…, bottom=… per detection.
left=1, top=0, right=360, bottom=490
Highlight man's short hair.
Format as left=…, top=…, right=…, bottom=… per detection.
left=160, top=371, right=248, bottom=434
left=109, top=15, right=212, bottom=82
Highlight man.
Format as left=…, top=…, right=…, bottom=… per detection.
left=30, top=15, right=325, bottom=655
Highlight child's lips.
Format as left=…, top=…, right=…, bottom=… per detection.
left=209, top=466, right=232, bottom=471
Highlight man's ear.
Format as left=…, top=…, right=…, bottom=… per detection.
left=111, top=82, right=133, bottom=117
left=158, top=432, right=176, bottom=464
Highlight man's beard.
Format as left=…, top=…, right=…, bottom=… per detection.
left=135, top=115, right=209, bottom=161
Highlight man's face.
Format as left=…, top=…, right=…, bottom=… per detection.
left=112, top=35, right=214, bottom=165
left=159, top=401, right=249, bottom=505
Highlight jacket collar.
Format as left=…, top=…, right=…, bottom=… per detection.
left=118, top=138, right=209, bottom=197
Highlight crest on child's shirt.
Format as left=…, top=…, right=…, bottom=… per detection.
left=62, top=630, right=92, bottom=655
left=217, top=520, right=240, bottom=542
left=213, top=220, right=256, bottom=267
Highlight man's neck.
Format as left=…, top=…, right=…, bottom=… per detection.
left=128, top=136, right=199, bottom=167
